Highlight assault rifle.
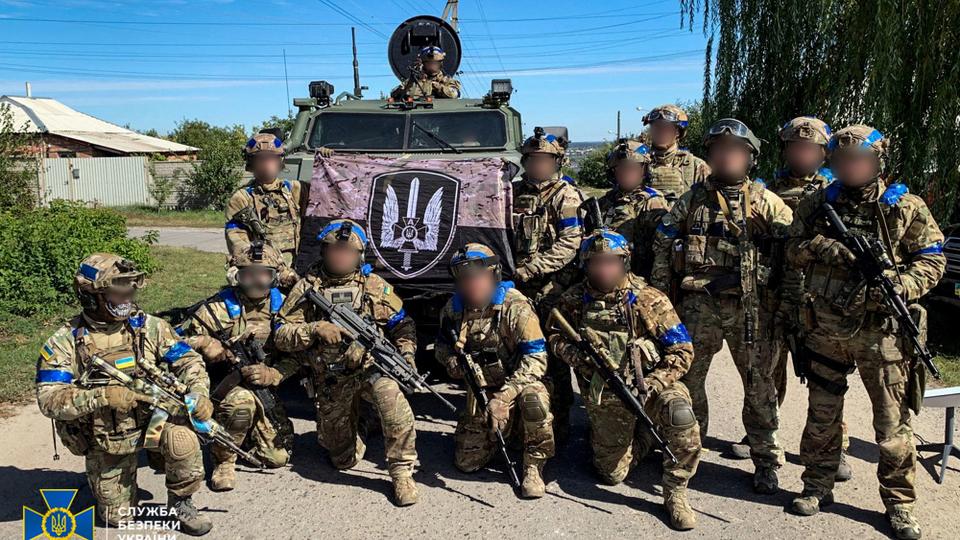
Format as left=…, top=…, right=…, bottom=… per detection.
left=232, top=206, right=268, bottom=244
left=81, top=355, right=264, bottom=468
left=821, top=202, right=941, bottom=380
left=304, top=289, right=457, bottom=412
left=549, top=309, right=678, bottom=464
left=448, top=331, right=521, bottom=489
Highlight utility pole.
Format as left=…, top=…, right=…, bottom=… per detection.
left=442, top=0, right=459, bottom=31
left=616, top=110, right=621, bottom=140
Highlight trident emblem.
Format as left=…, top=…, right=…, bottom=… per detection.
left=381, top=176, right=444, bottom=271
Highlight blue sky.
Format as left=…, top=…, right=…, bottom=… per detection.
left=0, top=0, right=709, bottom=141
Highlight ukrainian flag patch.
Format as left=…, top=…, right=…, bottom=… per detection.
left=39, top=343, right=55, bottom=362
left=115, top=356, right=135, bottom=370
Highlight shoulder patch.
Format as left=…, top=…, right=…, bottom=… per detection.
left=880, top=183, right=909, bottom=206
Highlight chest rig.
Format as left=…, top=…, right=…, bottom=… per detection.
left=247, top=181, right=299, bottom=253
left=649, top=150, right=695, bottom=201
left=453, top=305, right=510, bottom=389
left=512, top=180, right=564, bottom=262
left=308, top=276, right=374, bottom=376
left=770, top=168, right=832, bottom=210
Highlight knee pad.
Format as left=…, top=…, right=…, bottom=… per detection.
left=667, top=398, right=696, bottom=430
left=163, top=425, right=200, bottom=461
left=225, top=406, right=255, bottom=434
left=521, top=391, right=548, bottom=423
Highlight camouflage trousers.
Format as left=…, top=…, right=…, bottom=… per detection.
left=213, top=386, right=289, bottom=468
left=454, top=381, right=555, bottom=472
left=680, top=292, right=784, bottom=468
left=582, top=378, right=701, bottom=490
left=314, top=373, right=417, bottom=478
left=85, top=424, right=203, bottom=525
left=801, top=319, right=915, bottom=510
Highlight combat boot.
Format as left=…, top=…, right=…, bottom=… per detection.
left=835, top=452, right=853, bottom=482
left=753, top=465, right=779, bottom=494
left=168, top=492, right=213, bottom=536
left=663, top=487, right=697, bottom=530
left=521, top=462, right=545, bottom=499
left=730, top=435, right=751, bottom=460
left=210, top=459, right=236, bottom=492
left=888, top=505, right=922, bottom=540
left=790, top=491, right=834, bottom=516
left=391, top=475, right=419, bottom=507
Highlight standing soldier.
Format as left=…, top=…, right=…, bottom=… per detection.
left=225, top=133, right=304, bottom=288
left=512, top=127, right=584, bottom=441
left=642, top=104, right=711, bottom=201
left=273, top=219, right=421, bottom=506
left=651, top=119, right=791, bottom=494
left=35, top=254, right=213, bottom=535
left=390, top=46, right=462, bottom=100
left=598, top=139, right=671, bottom=278
left=179, top=243, right=297, bottom=491
left=786, top=126, right=944, bottom=540
left=549, top=229, right=701, bottom=529
left=435, top=244, right=555, bottom=498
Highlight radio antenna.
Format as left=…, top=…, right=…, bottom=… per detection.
left=352, top=27, right=364, bottom=98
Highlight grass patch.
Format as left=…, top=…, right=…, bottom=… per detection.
left=0, top=245, right=225, bottom=403
left=115, top=205, right=223, bottom=228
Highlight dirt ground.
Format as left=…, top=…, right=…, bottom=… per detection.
left=1, top=344, right=957, bottom=540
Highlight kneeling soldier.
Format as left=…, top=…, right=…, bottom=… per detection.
left=435, top=244, right=555, bottom=498
left=180, top=243, right=298, bottom=491
left=548, top=230, right=701, bottom=530
left=35, top=254, right=213, bottom=535
left=274, top=219, right=420, bottom=506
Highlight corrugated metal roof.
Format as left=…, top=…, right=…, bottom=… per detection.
left=0, top=95, right=197, bottom=154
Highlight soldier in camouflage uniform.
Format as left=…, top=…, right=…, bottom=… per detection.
left=651, top=118, right=791, bottom=494
left=274, top=219, right=421, bottom=506
left=549, top=229, right=701, bottom=530
left=179, top=243, right=298, bottom=491
left=512, top=127, right=584, bottom=441
left=642, top=104, right=711, bottom=201
left=787, top=126, right=944, bottom=540
left=390, top=46, right=462, bottom=100
left=598, top=139, right=671, bottom=278
left=435, top=244, right=554, bottom=498
left=225, top=133, right=305, bottom=288
left=35, top=254, right=213, bottom=535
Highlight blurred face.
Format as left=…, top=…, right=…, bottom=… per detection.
left=457, top=269, right=498, bottom=308
left=101, top=287, right=137, bottom=320
left=707, top=138, right=752, bottom=183
left=323, top=243, right=361, bottom=276
left=831, top=149, right=881, bottom=188
left=586, top=254, right=626, bottom=293
left=524, top=153, right=559, bottom=182
left=649, top=120, right=680, bottom=149
left=614, top=161, right=647, bottom=191
left=783, top=140, right=826, bottom=177
left=423, top=60, right=442, bottom=75
left=251, top=154, right=282, bottom=183
left=237, top=266, right=275, bottom=300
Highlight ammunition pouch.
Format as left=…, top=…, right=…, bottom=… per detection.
left=513, top=195, right=544, bottom=258
left=476, top=350, right=507, bottom=389
left=905, top=304, right=928, bottom=415
left=55, top=420, right=93, bottom=457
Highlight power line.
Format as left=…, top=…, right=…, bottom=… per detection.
left=315, top=0, right=390, bottom=39
left=0, top=16, right=385, bottom=27
left=472, top=0, right=506, bottom=76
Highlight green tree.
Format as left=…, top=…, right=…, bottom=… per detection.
left=254, top=114, right=296, bottom=141
left=0, top=103, right=39, bottom=213
left=681, top=0, right=960, bottom=221
left=575, top=142, right=615, bottom=188
left=170, top=119, right=247, bottom=210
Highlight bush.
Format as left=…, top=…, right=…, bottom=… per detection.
left=0, top=103, right=40, bottom=213
left=170, top=119, right=247, bottom=210
left=575, top=142, right=615, bottom=188
left=0, top=201, right=156, bottom=316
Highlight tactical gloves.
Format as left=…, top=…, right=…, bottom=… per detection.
left=102, top=386, right=145, bottom=413
left=444, top=358, right=463, bottom=379
left=192, top=335, right=232, bottom=363
left=191, top=394, right=214, bottom=422
left=313, top=321, right=345, bottom=345
left=487, top=397, right=511, bottom=436
left=514, top=265, right=534, bottom=283
left=808, top=234, right=856, bottom=266
left=242, top=364, right=282, bottom=387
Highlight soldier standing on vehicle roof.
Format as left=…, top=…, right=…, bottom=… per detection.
left=511, top=127, right=584, bottom=442
left=35, top=254, right=213, bottom=535
left=651, top=118, right=792, bottom=495
left=225, top=133, right=305, bottom=288
left=786, top=126, right=944, bottom=540
left=178, top=243, right=298, bottom=492
left=548, top=229, right=701, bottom=530
left=273, top=219, right=421, bottom=506
left=435, top=244, right=555, bottom=498
left=598, top=139, right=671, bottom=279
left=643, top=104, right=711, bottom=201
left=390, top=46, right=462, bottom=100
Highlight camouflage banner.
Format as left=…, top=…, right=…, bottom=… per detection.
left=298, top=154, right=516, bottom=293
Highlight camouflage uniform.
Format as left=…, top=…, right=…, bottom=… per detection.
left=513, top=129, right=584, bottom=440
left=787, top=126, right=944, bottom=538
left=599, top=140, right=671, bottom=278
left=35, top=254, right=210, bottom=531
left=643, top=104, right=711, bottom=200
left=549, top=230, right=700, bottom=529
left=651, top=119, right=792, bottom=489
left=225, top=133, right=305, bottom=283
left=436, top=250, right=554, bottom=495
left=390, top=46, right=461, bottom=99
left=273, top=220, right=419, bottom=504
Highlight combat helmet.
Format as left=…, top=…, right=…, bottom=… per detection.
left=243, top=133, right=285, bottom=170
left=449, top=243, right=501, bottom=281
left=227, top=242, right=284, bottom=291
left=74, top=253, right=145, bottom=320
left=779, top=116, right=832, bottom=146
left=606, top=139, right=652, bottom=169
left=418, top=46, right=446, bottom=62
left=521, top=127, right=567, bottom=158
left=704, top=118, right=761, bottom=159
left=643, top=104, right=690, bottom=138
left=579, top=229, right=631, bottom=269
left=317, top=219, right=368, bottom=253
left=828, top=124, right=890, bottom=174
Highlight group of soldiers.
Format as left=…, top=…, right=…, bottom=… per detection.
left=34, top=98, right=945, bottom=539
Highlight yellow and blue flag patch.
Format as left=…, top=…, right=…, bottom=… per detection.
left=39, top=344, right=55, bottom=363
left=115, top=356, right=135, bottom=370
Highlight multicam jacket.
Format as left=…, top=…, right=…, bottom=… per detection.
left=598, top=185, right=670, bottom=278
left=224, top=178, right=306, bottom=265
left=647, top=145, right=711, bottom=201
left=512, top=174, right=584, bottom=284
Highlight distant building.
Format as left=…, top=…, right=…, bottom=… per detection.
left=1, top=95, right=197, bottom=160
